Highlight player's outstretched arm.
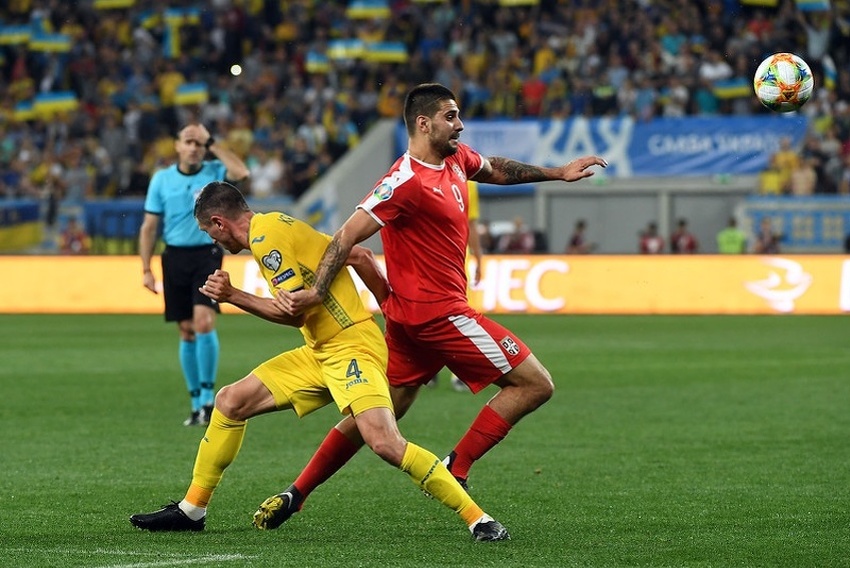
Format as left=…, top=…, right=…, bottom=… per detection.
left=475, top=155, right=608, bottom=185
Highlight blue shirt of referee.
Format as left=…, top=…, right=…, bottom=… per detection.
left=139, top=123, right=250, bottom=426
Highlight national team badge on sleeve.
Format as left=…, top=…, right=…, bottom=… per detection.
left=500, top=336, right=520, bottom=356
left=262, top=250, right=282, bottom=272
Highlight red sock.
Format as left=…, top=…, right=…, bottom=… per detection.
left=293, top=427, right=361, bottom=503
left=450, top=405, right=512, bottom=480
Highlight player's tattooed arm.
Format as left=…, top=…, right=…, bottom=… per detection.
left=475, top=155, right=608, bottom=185
left=485, top=157, right=548, bottom=184
left=312, top=237, right=349, bottom=300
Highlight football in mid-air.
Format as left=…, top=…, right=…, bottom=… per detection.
left=753, top=52, right=814, bottom=113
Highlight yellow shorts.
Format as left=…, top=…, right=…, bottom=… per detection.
left=252, top=318, right=392, bottom=418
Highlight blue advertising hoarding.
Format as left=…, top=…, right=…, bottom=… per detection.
left=395, top=114, right=808, bottom=185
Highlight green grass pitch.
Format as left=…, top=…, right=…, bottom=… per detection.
left=1, top=314, right=848, bottom=567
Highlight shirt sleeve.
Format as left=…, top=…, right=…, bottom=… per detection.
left=459, top=143, right=485, bottom=180
left=250, top=215, right=304, bottom=294
left=143, top=171, right=164, bottom=214
left=358, top=161, right=419, bottom=225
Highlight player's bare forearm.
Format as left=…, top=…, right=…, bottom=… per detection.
left=202, top=269, right=303, bottom=326
left=219, top=288, right=304, bottom=327
left=348, top=245, right=390, bottom=305
left=212, top=144, right=251, bottom=182
left=483, top=157, right=550, bottom=184
left=139, top=214, right=159, bottom=292
left=312, top=236, right=352, bottom=301
left=477, top=155, right=608, bottom=185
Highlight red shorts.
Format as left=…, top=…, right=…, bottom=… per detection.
left=385, top=307, right=531, bottom=394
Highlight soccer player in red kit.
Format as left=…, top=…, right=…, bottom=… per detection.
left=254, top=83, right=607, bottom=529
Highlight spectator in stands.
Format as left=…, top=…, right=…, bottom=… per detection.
left=639, top=221, right=665, bottom=254
left=789, top=157, right=818, bottom=196
left=59, top=217, right=91, bottom=255
left=799, top=133, right=833, bottom=194
left=476, top=218, right=496, bottom=254
left=565, top=219, right=595, bottom=254
left=716, top=217, right=747, bottom=254
left=496, top=215, right=535, bottom=254
left=247, top=143, right=285, bottom=200
left=286, top=136, right=318, bottom=201
left=753, top=217, right=781, bottom=254
left=771, top=136, right=801, bottom=194
left=670, top=218, right=699, bottom=253
left=758, top=155, right=785, bottom=195
left=839, top=153, right=850, bottom=196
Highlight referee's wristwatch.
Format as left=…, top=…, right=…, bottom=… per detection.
left=205, top=136, right=215, bottom=149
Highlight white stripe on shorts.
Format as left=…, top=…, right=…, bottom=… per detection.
left=448, top=314, right=512, bottom=374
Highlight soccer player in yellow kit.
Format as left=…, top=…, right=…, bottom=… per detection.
left=129, top=180, right=508, bottom=541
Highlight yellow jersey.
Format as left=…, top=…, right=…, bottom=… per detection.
left=467, top=180, right=480, bottom=221
left=248, top=212, right=374, bottom=349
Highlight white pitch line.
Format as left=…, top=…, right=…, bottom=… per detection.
left=2, top=549, right=255, bottom=568
left=96, top=553, right=254, bottom=568
left=96, top=554, right=254, bottom=568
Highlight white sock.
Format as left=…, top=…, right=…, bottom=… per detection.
left=178, top=500, right=206, bottom=521
left=468, top=513, right=494, bottom=533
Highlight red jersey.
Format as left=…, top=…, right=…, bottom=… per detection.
left=671, top=231, right=698, bottom=253
left=640, top=235, right=665, bottom=254
left=358, top=143, right=484, bottom=324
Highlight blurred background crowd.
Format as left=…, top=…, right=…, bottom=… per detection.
left=0, top=0, right=849, bottom=220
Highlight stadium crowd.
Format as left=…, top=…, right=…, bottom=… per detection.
left=1, top=0, right=849, bottom=211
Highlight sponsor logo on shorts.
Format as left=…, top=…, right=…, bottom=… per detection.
left=262, top=249, right=282, bottom=272
left=345, top=377, right=369, bottom=389
left=271, top=268, right=296, bottom=286
left=500, top=336, right=520, bottom=356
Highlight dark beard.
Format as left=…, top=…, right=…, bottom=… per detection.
left=436, top=138, right=459, bottom=158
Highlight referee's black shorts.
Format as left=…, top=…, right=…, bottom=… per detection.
left=161, top=244, right=223, bottom=322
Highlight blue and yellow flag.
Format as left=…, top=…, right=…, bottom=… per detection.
left=164, top=7, right=201, bottom=25
left=0, top=25, right=32, bottom=45
left=136, top=9, right=161, bottom=29
left=823, top=54, right=836, bottom=91
left=33, top=92, right=79, bottom=116
left=174, top=83, right=208, bottom=105
left=13, top=100, right=36, bottom=122
left=306, top=51, right=330, bottom=74
left=327, top=39, right=365, bottom=60
left=364, top=41, right=408, bottom=63
left=28, top=32, right=71, bottom=52
left=346, top=0, right=390, bottom=19
left=162, top=22, right=180, bottom=58
left=713, top=78, right=751, bottom=99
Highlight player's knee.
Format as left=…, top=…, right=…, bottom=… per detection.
left=529, top=367, right=554, bottom=407
left=214, top=384, right=247, bottom=420
left=364, top=435, right=406, bottom=466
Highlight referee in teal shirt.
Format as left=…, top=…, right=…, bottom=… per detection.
left=139, top=123, right=250, bottom=426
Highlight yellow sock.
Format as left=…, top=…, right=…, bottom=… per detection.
left=400, top=442, right=484, bottom=526
left=184, top=408, right=247, bottom=507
